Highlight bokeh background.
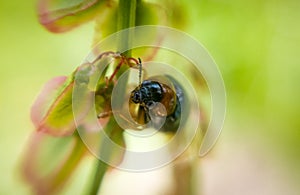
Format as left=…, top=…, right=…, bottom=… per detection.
left=1, top=0, right=299, bottom=194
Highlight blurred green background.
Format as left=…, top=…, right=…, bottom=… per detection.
left=0, top=0, right=299, bottom=194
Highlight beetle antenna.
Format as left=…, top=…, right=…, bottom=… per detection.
left=138, top=58, right=142, bottom=86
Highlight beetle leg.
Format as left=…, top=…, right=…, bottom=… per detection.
left=127, top=57, right=139, bottom=66
left=108, top=58, right=124, bottom=82
left=97, top=110, right=113, bottom=119
left=98, top=109, right=145, bottom=130
left=92, top=51, right=115, bottom=64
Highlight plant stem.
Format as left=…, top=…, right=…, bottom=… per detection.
left=87, top=1, right=138, bottom=194
left=87, top=157, right=108, bottom=195
left=117, top=0, right=137, bottom=57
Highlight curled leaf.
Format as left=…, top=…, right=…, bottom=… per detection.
left=31, top=73, right=79, bottom=136
left=32, top=58, right=113, bottom=136
left=21, top=132, right=87, bottom=195
left=37, top=81, right=78, bottom=136
left=31, top=76, right=68, bottom=127
left=38, top=0, right=109, bottom=33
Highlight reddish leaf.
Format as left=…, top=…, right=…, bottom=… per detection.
left=37, top=81, right=77, bottom=136
left=21, top=132, right=87, bottom=194
left=31, top=74, right=81, bottom=136
left=38, top=0, right=108, bottom=33
left=31, top=76, right=67, bottom=127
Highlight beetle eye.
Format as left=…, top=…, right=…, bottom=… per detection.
left=132, top=91, right=140, bottom=103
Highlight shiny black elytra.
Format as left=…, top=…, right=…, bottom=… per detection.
left=129, top=75, right=185, bottom=132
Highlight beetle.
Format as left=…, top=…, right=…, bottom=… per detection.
left=96, top=54, right=187, bottom=132
left=128, top=59, right=186, bottom=132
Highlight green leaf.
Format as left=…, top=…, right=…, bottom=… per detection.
left=31, top=73, right=78, bottom=136
left=92, top=3, right=118, bottom=46
left=38, top=0, right=109, bottom=33
left=21, top=132, right=87, bottom=194
left=31, top=76, right=68, bottom=127
left=37, top=81, right=79, bottom=136
left=136, top=2, right=167, bottom=26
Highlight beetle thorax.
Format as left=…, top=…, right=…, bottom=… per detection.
left=131, top=80, right=163, bottom=106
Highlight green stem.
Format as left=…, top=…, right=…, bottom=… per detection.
left=117, top=0, right=137, bottom=57
left=87, top=0, right=138, bottom=194
left=87, top=158, right=108, bottom=195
